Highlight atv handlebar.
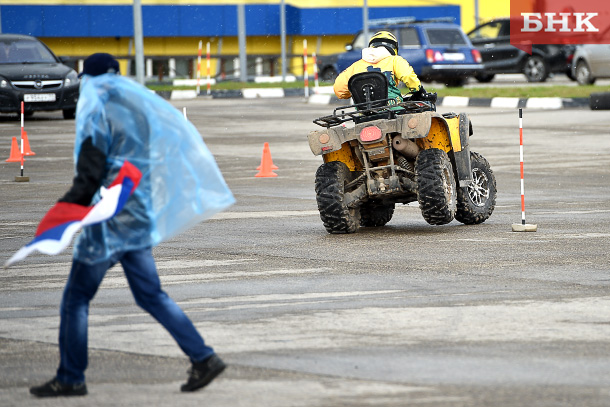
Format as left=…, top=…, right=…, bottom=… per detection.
left=407, top=91, right=438, bottom=104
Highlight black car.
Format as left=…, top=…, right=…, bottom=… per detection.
left=0, top=34, right=79, bottom=119
left=467, top=18, right=574, bottom=82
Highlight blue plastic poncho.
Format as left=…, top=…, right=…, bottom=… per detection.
left=73, top=74, right=234, bottom=264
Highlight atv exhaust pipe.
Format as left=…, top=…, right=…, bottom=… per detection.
left=392, top=136, right=420, bottom=159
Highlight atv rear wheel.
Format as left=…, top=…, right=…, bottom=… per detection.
left=315, top=161, right=360, bottom=234
left=360, top=201, right=395, bottom=227
left=415, top=148, right=457, bottom=225
left=455, top=152, right=496, bottom=225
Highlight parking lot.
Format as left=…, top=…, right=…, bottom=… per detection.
left=1, top=97, right=609, bottom=406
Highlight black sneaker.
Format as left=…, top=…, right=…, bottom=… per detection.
left=29, top=378, right=87, bottom=397
left=181, top=354, right=226, bottom=392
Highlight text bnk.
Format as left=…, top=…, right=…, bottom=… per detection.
left=521, top=12, right=599, bottom=33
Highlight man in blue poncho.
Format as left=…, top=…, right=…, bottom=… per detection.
left=30, top=53, right=235, bottom=397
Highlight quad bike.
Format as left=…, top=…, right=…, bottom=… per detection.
left=308, top=71, right=496, bottom=234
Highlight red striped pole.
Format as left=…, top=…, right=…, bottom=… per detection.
left=206, top=42, right=211, bottom=95
left=196, top=40, right=202, bottom=95
left=303, top=39, right=309, bottom=98
left=512, top=108, right=536, bottom=232
left=519, top=108, right=525, bottom=225
left=20, top=101, right=25, bottom=177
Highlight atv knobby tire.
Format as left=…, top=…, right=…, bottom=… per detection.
left=360, top=201, right=395, bottom=227
left=455, top=151, right=496, bottom=225
left=415, top=148, right=457, bottom=225
left=315, top=161, right=360, bottom=234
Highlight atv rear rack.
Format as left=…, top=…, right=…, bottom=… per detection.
left=313, top=99, right=435, bottom=128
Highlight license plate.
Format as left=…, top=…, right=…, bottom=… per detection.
left=24, top=93, right=56, bottom=102
left=443, top=53, right=465, bottom=61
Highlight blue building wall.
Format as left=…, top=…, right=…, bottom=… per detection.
left=1, top=4, right=460, bottom=37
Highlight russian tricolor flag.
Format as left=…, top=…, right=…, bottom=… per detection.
left=5, top=161, right=141, bottom=267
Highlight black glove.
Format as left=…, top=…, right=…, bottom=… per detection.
left=410, top=85, right=427, bottom=101
left=411, top=86, right=438, bottom=104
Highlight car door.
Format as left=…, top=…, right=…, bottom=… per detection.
left=468, top=20, right=521, bottom=71
left=589, top=44, right=610, bottom=77
left=397, top=26, right=425, bottom=75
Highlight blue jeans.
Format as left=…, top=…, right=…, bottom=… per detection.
left=56, top=248, right=214, bottom=384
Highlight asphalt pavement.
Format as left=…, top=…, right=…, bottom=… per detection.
left=1, top=96, right=609, bottom=407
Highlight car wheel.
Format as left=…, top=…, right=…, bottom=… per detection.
left=444, top=78, right=466, bottom=87
left=575, top=60, right=596, bottom=85
left=523, top=55, right=549, bottom=82
left=475, top=73, right=495, bottom=83
left=62, top=108, right=76, bottom=120
left=320, top=67, right=338, bottom=82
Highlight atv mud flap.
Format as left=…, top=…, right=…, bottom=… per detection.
left=452, top=113, right=473, bottom=188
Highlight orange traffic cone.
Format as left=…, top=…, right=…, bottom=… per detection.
left=257, top=143, right=278, bottom=171
left=22, top=130, right=35, bottom=156
left=6, top=137, right=23, bottom=163
left=256, top=162, right=279, bottom=170
left=255, top=142, right=278, bottom=178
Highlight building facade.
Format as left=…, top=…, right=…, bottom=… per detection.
left=1, top=0, right=509, bottom=80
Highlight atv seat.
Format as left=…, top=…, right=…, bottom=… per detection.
left=348, top=71, right=389, bottom=109
left=348, top=72, right=396, bottom=123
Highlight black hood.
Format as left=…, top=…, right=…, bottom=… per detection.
left=0, top=62, right=74, bottom=81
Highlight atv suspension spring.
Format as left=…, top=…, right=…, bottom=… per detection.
left=396, top=156, right=415, bottom=179
left=345, top=173, right=366, bottom=190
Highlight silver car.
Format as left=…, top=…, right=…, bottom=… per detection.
left=572, top=44, right=610, bottom=85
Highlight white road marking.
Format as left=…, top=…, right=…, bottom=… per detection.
left=0, top=260, right=333, bottom=291
left=211, top=210, right=319, bottom=220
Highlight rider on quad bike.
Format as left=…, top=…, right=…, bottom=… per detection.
left=333, top=31, right=427, bottom=106
left=309, top=32, right=497, bottom=234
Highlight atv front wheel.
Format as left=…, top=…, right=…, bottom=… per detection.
left=455, top=152, right=497, bottom=225
left=360, top=201, right=395, bottom=227
left=416, top=148, right=457, bottom=225
left=315, top=161, right=360, bottom=234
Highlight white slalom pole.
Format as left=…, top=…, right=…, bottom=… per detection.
left=519, top=109, right=525, bottom=225
left=196, top=40, right=202, bottom=95
left=512, top=108, right=537, bottom=232
left=206, top=42, right=211, bottom=96
left=20, top=101, right=24, bottom=177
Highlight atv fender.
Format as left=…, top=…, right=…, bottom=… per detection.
left=452, top=113, right=473, bottom=187
left=395, top=111, right=433, bottom=140
left=308, top=126, right=349, bottom=156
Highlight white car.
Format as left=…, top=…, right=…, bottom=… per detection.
left=572, top=44, right=610, bottom=85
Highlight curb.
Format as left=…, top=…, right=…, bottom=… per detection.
left=308, top=94, right=589, bottom=110
left=157, top=88, right=592, bottom=110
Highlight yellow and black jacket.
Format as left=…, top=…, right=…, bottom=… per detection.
left=333, top=47, right=421, bottom=105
